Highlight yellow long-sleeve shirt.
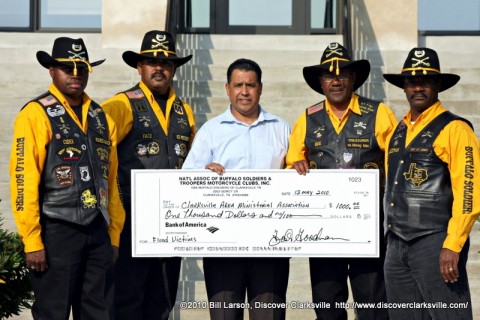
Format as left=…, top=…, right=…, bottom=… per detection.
left=9, top=84, right=126, bottom=252
left=101, top=82, right=196, bottom=142
left=286, top=94, right=398, bottom=167
left=386, top=101, right=480, bottom=252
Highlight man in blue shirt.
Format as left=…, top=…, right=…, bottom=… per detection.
left=183, top=58, right=291, bottom=320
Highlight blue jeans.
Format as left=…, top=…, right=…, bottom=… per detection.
left=384, top=231, right=472, bottom=320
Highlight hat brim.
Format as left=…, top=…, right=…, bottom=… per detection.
left=382, top=73, right=460, bottom=92
left=122, top=51, right=193, bottom=69
left=36, top=51, right=105, bottom=69
left=303, top=60, right=371, bottom=95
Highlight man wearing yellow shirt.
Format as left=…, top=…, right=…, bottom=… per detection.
left=9, top=37, right=125, bottom=320
left=382, top=48, right=479, bottom=320
left=101, top=30, right=196, bottom=320
left=286, top=42, right=397, bottom=320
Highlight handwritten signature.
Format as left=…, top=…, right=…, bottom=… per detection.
left=268, top=228, right=350, bottom=246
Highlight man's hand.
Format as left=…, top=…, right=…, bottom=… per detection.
left=205, top=162, right=225, bottom=175
left=439, top=248, right=460, bottom=283
left=292, top=160, right=310, bottom=175
left=26, top=249, right=48, bottom=272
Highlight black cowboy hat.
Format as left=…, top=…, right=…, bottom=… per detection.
left=36, top=37, right=105, bottom=73
left=122, top=30, right=193, bottom=69
left=303, top=42, right=371, bottom=95
left=383, top=47, right=460, bottom=92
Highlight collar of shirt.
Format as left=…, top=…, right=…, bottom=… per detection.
left=49, top=83, right=91, bottom=132
left=220, top=105, right=273, bottom=126
left=403, top=100, right=445, bottom=128
left=324, top=93, right=361, bottom=132
left=139, top=81, right=173, bottom=133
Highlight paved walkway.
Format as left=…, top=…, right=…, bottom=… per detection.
left=12, top=222, right=480, bottom=319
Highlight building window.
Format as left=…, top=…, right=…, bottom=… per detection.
left=418, top=0, right=480, bottom=33
left=0, top=0, right=30, bottom=29
left=40, top=0, right=101, bottom=29
left=0, top=0, right=101, bottom=31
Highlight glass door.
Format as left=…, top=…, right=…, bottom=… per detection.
left=180, top=0, right=339, bottom=35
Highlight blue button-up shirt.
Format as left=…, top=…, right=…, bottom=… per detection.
left=183, top=106, right=291, bottom=169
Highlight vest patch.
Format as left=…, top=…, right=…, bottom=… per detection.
left=54, top=165, right=73, bottom=186
left=100, top=164, right=109, bottom=179
left=95, top=137, right=111, bottom=146
left=47, top=105, right=66, bottom=117
left=363, top=162, right=379, bottom=169
left=147, top=142, right=160, bottom=155
left=173, top=101, right=184, bottom=115
left=126, top=89, right=145, bottom=99
left=96, top=147, right=110, bottom=163
left=39, top=95, right=57, bottom=107
left=403, top=163, right=428, bottom=187
left=174, top=143, right=188, bottom=157
left=175, top=134, right=190, bottom=142
left=99, top=188, right=107, bottom=209
left=136, top=144, right=148, bottom=156
left=80, top=166, right=91, bottom=182
left=81, top=189, right=97, bottom=209
left=307, top=103, right=324, bottom=115
left=57, top=147, right=82, bottom=161
left=346, top=138, right=371, bottom=149
left=133, top=100, right=149, bottom=112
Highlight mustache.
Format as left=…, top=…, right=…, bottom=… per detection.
left=410, top=93, right=428, bottom=99
left=151, top=71, right=166, bottom=78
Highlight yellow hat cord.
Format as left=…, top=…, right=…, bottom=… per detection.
left=322, top=57, right=349, bottom=76
left=402, top=67, right=441, bottom=76
left=56, top=58, right=93, bottom=76
left=140, top=49, right=177, bottom=58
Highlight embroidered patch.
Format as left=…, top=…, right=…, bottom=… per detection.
left=126, top=89, right=145, bottom=99
left=81, top=189, right=97, bottom=209
left=175, top=134, right=190, bottom=142
left=343, top=152, right=353, bottom=163
left=39, top=95, right=57, bottom=107
left=307, top=102, right=324, bottom=115
left=96, top=147, right=109, bottom=163
left=57, top=146, right=82, bottom=161
left=100, top=164, right=109, bottom=179
left=95, top=137, right=111, bottom=146
left=147, top=142, right=160, bottom=155
left=363, top=162, right=379, bottom=169
left=136, top=144, right=147, bottom=156
left=173, top=102, right=184, bottom=115
left=80, top=166, right=91, bottom=182
left=99, top=188, right=107, bottom=208
left=403, top=163, right=428, bottom=187
left=47, top=105, right=66, bottom=117
left=54, top=165, right=73, bottom=186
left=174, top=143, right=187, bottom=157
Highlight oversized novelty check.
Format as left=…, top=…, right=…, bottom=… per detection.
left=131, top=169, right=380, bottom=258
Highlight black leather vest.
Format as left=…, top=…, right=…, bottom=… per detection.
left=37, top=93, right=110, bottom=225
left=384, top=111, right=466, bottom=241
left=305, top=97, right=383, bottom=171
left=117, top=85, right=192, bottom=204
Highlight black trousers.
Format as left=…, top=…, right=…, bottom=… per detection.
left=309, top=256, right=389, bottom=320
left=203, top=257, right=290, bottom=320
left=114, top=208, right=181, bottom=320
left=31, top=214, right=113, bottom=320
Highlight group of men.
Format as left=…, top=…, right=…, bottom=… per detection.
left=9, top=29, right=480, bottom=320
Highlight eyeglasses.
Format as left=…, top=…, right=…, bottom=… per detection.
left=321, top=73, right=352, bottom=83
